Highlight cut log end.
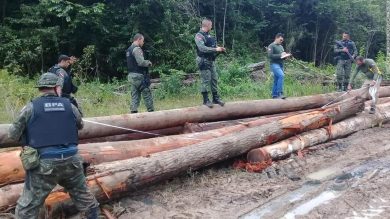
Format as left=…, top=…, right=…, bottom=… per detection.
left=247, top=148, right=271, bottom=163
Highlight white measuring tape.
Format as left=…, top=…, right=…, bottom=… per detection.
left=82, top=119, right=205, bottom=141
left=321, top=91, right=350, bottom=109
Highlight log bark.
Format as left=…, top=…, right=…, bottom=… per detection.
left=2, top=87, right=389, bottom=147
left=79, top=126, right=184, bottom=144
left=0, top=97, right=364, bottom=214
left=82, top=109, right=316, bottom=143
left=0, top=109, right=295, bottom=187
left=247, top=102, right=390, bottom=162
left=182, top=109, right=317, bottom=133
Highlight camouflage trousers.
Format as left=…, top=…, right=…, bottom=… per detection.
left=196, top=57, right=218, bottom=93
left=15, top=154, right=99, bottom=219
left=362, top=76, right=382, bottom=108
left=128, top=73, right=154, bottom=112
left=336, top=59, right=352, bottom=86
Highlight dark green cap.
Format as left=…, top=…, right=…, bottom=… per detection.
left=36, top=73, right=63, bottom=88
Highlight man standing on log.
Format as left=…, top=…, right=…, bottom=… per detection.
left=49, top=54, right=82, bottom=114
left=347, top=56, right=382, bottom=114
left=8, top=73, right=99, bottom=219
left=126, top=33, right=154, bottom=113
left=267, top=33, right=291, bottom=99
left=334, top=32, right=358, bottom=91
left=195, top=18, right=226, bottom=108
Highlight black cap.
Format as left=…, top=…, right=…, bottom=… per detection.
left=58, top=54, right=71, bottom=63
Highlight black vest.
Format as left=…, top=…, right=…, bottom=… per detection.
left=49, top=66, right=72, bottom=95
left=126, top=44, right=147, bottom=74
left=336, top=40, right=355, bottom=60
left=27, top=96, right=78, bottom=148
left=196, top=31, right=217, bottom=61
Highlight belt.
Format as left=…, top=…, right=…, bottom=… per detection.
left=40, top=151, right=77, bottom=159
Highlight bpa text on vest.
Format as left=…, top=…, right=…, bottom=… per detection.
left=44, top=102, right=65, bottom=112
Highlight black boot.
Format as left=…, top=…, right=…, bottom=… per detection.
left=343, top=83, right=349, bottom=92
left=337, top=83, right=343, bottom=92
left=212, top=92, right=225, bottom=106
left=202, top=92, right=213, bottom=108
left=369, top=106, right=376, bottom=114
left=130, top=111, right=138, bottom=114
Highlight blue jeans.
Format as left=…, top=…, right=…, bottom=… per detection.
left=270, top=63, right=284, bottom=98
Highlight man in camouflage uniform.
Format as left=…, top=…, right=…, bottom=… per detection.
left=49, top=54, right=82, bottom=114
left=334, top=32, right=358, bottom=91
left=195, top=18, right=226, bottom=108
left=8, top=73, right=99, bottom=219
left=126, top=33, right=154, bottom=113
left=347, top=56, right=382, bottom=114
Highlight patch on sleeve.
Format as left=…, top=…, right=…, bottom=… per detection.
left=196, top=35, right=203, bottom=41
left=134, top=48, right=143, bottom=56
left=58, top=71, right=65, bottom=78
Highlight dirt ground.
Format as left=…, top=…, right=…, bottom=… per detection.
left=79, top=123, right=390, bottom=219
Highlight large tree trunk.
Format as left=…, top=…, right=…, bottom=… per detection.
left=183, top=108, right=318, bottom=133
left=79, top=126, right=184, bottom=144
left=82, top=108, right=316, bottom=143
left=0, top=183, right=23, bottom=211
left=0, top=97, right=364, bottom=214
left=1, top=87, right=389, bottom=148
left=0, top=109, right=301, bottom=187
left=247, top=102, right=390, bottom=162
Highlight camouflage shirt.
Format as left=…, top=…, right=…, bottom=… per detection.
left=8, top=93, right=83, bottom=143
left=131, top=44, right=151, bottom=67
left=53, top=64, right=68, bottom=78
left=349, top=59, right=381, bottom=85
left=194, top=30, right=217, bottom=55
left=334, top=40, right=358, bottom=60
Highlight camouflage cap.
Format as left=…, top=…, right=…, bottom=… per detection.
left=36, top=73, right=63, bottom=88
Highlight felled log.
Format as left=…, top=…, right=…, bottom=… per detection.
left=0, top=110, right=296, bottom=187
left=365, top=96, right=390, bottom=107
left=2, top=87, right=388, bottom=148
left=0, top=97, right=364, bottom=214
left=42, top=97, right=365, bottom=216
left=0, top=183, right=23, bottom=211
left=247, top=102, right=390, bottom=163
left=382, top=80, right=390, bottom=86
left=80, top=108, right=318, bottom=143
left=0, top=150, right=25, bottom=187
left=182, top=109, right=315, bottom=133
left=79, top=126, right=184, bottom=144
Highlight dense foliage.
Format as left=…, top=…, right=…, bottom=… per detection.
left=0, top=0, right=386, bottom=80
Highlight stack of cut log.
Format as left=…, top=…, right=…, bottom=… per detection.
left=1, top=86, right=390, bottom=217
